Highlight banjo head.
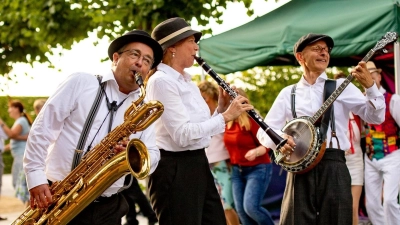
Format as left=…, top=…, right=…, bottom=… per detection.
left=282, top=118, right=316, bottom=164
left=276, top=117, right=323, bottom=173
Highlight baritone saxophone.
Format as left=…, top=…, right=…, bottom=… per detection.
left=12, top=72, right=164, bottom=225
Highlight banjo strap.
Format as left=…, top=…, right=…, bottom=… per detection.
left=290, top=79, right=339, bottom=148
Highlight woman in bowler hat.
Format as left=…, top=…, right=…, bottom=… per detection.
left=146, top=17, right=254, bottom=225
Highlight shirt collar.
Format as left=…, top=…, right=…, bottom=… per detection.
left=101, top=69, right=116, bottom=83
left=298, top=72, right=328, bottom=87
left=101, top=69, right=141, bottom=96
left=379, top=86, right=386, bottom=94
left=157, top=63, right=192, bottom=82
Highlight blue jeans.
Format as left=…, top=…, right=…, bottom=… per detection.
left=232, top=163, right=274, bottom=225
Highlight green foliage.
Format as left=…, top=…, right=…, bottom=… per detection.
left=192, top=65, right=358, bottom=118
left=0, top=0, right=259, bottom=76
left=0, top=96, right=47, bottom=173
left=3, top=151, right=12, bottom=174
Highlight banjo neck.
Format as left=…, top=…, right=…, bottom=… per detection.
left=309, top=49, right=376, bottom=125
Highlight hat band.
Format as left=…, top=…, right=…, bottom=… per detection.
left=158, top=26, right=192, bottom=45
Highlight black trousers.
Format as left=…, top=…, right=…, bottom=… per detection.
left=67, top=193, right=129, bottom=225
left=279, top=148, right=352, bottom=225
left=148, top=149, right=226, bottom=225
left=121, top=175, right=158, bottom=225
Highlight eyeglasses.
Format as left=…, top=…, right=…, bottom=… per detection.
left=309, top=46, right=331, bottom=54
left=118, top=49, right=154, bottom=67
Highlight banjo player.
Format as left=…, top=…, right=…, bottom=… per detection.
left=256, top=33, right=385, bottom=225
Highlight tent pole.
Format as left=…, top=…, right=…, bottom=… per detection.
left=394, top=42, right=400, bottom=94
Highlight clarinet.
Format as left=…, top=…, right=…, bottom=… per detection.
left=194, top=56, right=287, bottom=151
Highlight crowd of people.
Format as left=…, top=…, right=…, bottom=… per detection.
left=0, top=16, right=399, bottom=225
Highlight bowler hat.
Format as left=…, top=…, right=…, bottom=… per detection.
left=293, top=33, right=334, bottom=53
left=366, top=61, right=382, bottom=74
left=108, top=30, right=163, bottom=69
left=151, top=17, right=202, bottom=50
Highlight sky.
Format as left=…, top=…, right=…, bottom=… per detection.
left=1, top=0, right=290, bottom=97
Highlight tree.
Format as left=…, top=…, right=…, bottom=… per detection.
left=0, top=0, right=259, bottom=76
left=193, top=65, right=356, bottom=117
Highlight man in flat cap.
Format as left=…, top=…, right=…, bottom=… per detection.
left=257, top=33, right=385, bottom=225
left=23, top=30, right=163, bottom=225
left=363, top=61, right=400, bottom=225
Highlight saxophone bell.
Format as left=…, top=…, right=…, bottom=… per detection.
left=126, top=138, right=150, bottom=179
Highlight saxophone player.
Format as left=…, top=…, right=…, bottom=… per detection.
left=23, top=30, right=163, bottom=225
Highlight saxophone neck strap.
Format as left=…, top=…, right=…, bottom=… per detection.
left=71, top=75, right=106, bottom=170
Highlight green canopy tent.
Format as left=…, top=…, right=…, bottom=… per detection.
left=199, top=1, right=399, bottom=219
left=199, top=0, right=400, bottom=93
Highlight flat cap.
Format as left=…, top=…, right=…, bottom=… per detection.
left=293, top=33, right=334, bottom=53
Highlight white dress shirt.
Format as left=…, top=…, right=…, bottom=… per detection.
left=257, top=72, right=385, bottom=151
left=206, top=133, right=230, bottom=164
left=146, top=63, right=225, bottom=151
left=24, top=70, right=160, bottom=196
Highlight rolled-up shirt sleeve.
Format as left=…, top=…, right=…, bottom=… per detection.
left=23, top=73, right=82, bottom=190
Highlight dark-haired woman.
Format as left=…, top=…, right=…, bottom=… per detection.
left=0, top=100, right=32, bottom=204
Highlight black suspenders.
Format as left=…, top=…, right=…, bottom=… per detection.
left=291, top=79, right=340, bottom=149
left=71, top=75, right=106, bottom=170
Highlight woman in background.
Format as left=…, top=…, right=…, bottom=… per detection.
left=224, top=88, right=274, bottom=225
left=0, top=100, right=32, bottom=204
left=198, top=80, right=240, bottom=225
left=33, top=98, right=47, bottom=116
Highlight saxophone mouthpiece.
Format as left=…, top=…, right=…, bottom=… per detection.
left=134, top=72, right=144, bottom=87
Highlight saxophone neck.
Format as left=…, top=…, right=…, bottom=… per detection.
left=135, top=85, right=146, bottom=106
left=124, top=73, right=146, bottom=119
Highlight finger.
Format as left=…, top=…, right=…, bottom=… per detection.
left=38, top=192, right=48, bottom=208
left=44, top=188, right=53, bottom=204
left=30, top=196, right=35, bottom=209
left=35, top=195, right=43, bottom=209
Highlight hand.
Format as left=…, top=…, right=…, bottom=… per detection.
left=245, top=146, right=267, bottom=161
left=221, top=95, right=254, bottom=122
left=245, top=149, right=258, bottom=161
left=351, top=61, right=374, bottom=89
left=29, top=184, right=53, bottom=209
left=113, top=137, right=129, bottom=154
left=217, top=86, right=232, bottom=113
left=279, top=134, right=296, bottom=160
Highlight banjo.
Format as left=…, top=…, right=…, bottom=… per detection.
left=275, top=31, right=398, bottom=174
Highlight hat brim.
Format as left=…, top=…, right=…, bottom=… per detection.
left=160, top=30, right=202, bottom=50
left=369, top=68, right=382, bottom=74
left=108, top=34, right=163, bottom=69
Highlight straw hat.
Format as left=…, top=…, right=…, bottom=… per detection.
left=151, top=17, right=202, bottom=51
left=366, top=61, right=382, bottom=74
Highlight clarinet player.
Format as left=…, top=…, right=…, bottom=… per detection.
left=146, top=17, right=254, bottom=225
